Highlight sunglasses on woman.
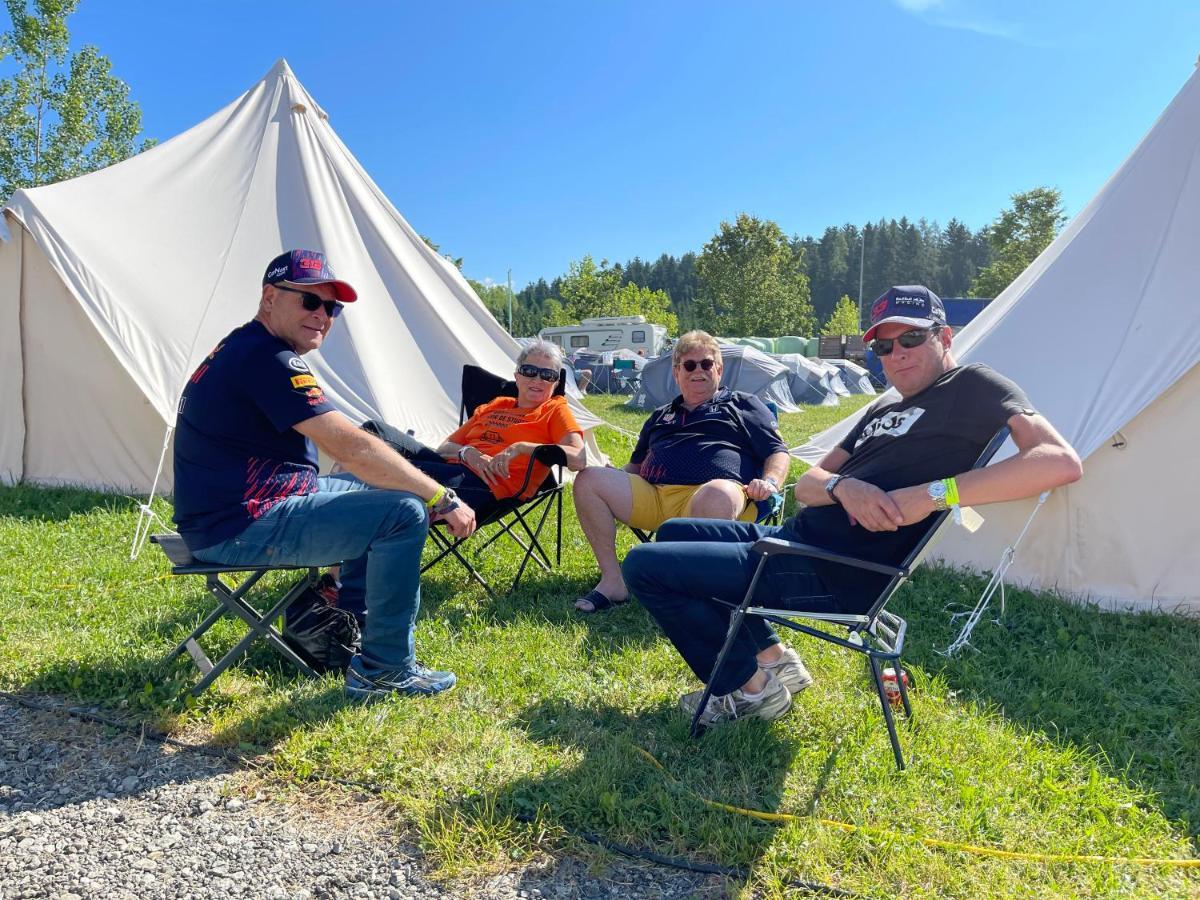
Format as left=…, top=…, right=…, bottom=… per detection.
left=517, top=364, right=559, bottom=382
left=276, top=285, right=344, bottom=319
left=870, top=326, right=941, bottom=357
left=678, top=358, right=716, bottom=372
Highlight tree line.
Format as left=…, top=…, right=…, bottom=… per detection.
left=500, top=188, right=1065, bottom=339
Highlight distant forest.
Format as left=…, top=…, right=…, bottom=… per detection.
left=511, top=217, right=993, bottom=336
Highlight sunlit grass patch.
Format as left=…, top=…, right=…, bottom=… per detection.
left=2, top=399, right=1198, bottom=897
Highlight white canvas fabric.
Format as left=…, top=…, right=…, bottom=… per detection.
left=792, top=65, right=1200, bottom=613
left=0, top=59, right=603, bottom=493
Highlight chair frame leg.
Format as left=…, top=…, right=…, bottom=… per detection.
left=869, top=655, right=906, bottom=770
left=690, top=555, right=771, bottom=738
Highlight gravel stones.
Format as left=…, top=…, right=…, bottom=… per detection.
left=0, top=697, right=726, bottom=898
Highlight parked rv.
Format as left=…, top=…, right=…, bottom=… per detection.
left=539, top=316, right=667, bottom=356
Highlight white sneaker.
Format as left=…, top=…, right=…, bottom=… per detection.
left=763, top=645, right=814, bottom=695
left=680, top=670, right=793, bottom=727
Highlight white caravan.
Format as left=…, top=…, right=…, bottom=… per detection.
left=539, top=316, right=667, bottom=356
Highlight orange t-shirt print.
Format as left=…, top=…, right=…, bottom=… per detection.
left=445, top=395, right=580, bottom=499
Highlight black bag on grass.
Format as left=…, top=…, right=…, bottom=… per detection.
left=282, top=578, right=361, bottom=673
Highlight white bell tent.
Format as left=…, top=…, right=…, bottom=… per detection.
left=0, top=59, right=601, bottom=496
left=794, top=64, right=1200, bottom=615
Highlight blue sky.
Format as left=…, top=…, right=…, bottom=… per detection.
left=16, top=1, right=1200, bottom=288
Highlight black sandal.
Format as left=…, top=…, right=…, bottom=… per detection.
left=574, top=589, right=627, bottom=614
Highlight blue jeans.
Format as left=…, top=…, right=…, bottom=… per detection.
left=622, top=518, right=835, bottom=695
left=193, top=474, right=428, bottom=673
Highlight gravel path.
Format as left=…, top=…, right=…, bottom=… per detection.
left=0, top=696, right=729, bottom=899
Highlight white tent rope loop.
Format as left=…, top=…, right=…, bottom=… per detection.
left=937, top=490, right=1050, bottom=657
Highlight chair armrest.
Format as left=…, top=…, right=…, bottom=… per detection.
left=751, top=537, right=906, bottom=577
left=531, top=444, right=568, bottom=467
left=514, top=444, right=569, bottom=496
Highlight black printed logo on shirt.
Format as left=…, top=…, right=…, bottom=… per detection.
left=854, top=407, right=925, bottom=449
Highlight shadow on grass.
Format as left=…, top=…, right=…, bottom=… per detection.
left=0, top=483, right=145, bottom=522
left=419, top=566, right=664, bottom=660
left=18, top=568, right=352, bottom=743
left=426, top=697, right=799, bottom=883
left=896, top=565, right=1200, bottom=838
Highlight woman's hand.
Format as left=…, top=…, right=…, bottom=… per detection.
left=482, top=445, right=522, bottom=482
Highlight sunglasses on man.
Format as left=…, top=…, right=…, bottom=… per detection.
left=677, top=358, right=716, bottom=372
left=870, top=326, right=941, bottom=357
left=276, top=285, right=344, bottom=319
left=517, top=364, right=560, bottom=383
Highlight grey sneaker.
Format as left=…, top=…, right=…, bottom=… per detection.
left=763, top=645, right=814, bottom=695
left=680, top=669, right=792, bottom=727
left=344, top=655, right=456, bottom=699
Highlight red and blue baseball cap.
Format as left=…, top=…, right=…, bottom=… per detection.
left=862, top=285, right=945, bottom=342
left=262, top=249, right=358, bottom=302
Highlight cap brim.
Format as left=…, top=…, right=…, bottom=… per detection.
left=279, top=278, right=358, bottom=303
left=862, top=315, right=936, bottom=342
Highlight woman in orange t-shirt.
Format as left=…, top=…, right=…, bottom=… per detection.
left=382, top=341, right=587, bottom=514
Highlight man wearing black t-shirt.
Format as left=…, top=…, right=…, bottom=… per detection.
left=572, top=330, right=791, bottom=613
left=623, top=285, right=1082, bottom=728
left=173, top=249, right=477, bottom=700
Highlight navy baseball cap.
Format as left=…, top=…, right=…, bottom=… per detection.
left=262, top=249, right=358, bottom=302
left=862, top=285, right=946, bottom=342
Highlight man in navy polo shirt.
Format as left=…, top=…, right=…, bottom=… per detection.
left=572, top=330, right=791, bottom=613
left=622, top=286, right=1082, bottom=728
left=173, top=249, right=477, bottom=699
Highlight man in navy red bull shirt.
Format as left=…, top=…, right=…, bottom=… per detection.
left=571, top=330, right=791, bottom=613
left=173, top=249, right=477, bottom=699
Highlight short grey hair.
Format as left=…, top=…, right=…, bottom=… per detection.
left=517, top=339, right=564, bottom=370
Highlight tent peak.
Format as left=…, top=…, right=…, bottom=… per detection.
left=267, top=58, right=294, bottom=79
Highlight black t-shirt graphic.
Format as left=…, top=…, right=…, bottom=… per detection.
left=782, top=364, right=1034, bottom=609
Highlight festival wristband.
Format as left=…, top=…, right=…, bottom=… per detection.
left=426, top=485, right=446, bottom=509
left=943, top=477, right=960, bottom=507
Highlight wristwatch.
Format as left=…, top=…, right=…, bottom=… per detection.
left=763, top=475, right=779, bottom=490
left=927, top=479, right=948, bottom=512
left=432, top=486, right=461, bottom=516
left=825, top=474, right=846, bottom=504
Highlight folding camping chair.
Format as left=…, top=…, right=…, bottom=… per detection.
left=418, top=364, right=570, bottom=599
left=152, top=534, right=327, bottom=695
left=688, top=426, right=1011, bottom=770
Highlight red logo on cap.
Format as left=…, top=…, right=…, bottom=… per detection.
left=871, top=298, right=889, bottom=321
left=298, top=258, right=322, bottom=270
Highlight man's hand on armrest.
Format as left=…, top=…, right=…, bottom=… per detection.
left=745, top=450, right=790, bottom=501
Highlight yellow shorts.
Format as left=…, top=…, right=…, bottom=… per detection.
left=626, top=475, right=755, bottom=532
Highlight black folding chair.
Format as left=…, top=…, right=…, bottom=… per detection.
left=419, top=364, right=570, bottom=599
left=153, top=534, right=330, bottom=695
left=689, top=427, right=1011, bottom=770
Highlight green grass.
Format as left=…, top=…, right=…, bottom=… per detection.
left=2, top=394, right=1198, bottom=897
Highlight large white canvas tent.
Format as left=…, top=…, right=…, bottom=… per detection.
left=0, top=60, right=601, bottom=494
left=794, top=65, right=1200, bottom=614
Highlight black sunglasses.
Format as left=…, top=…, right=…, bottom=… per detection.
left=276, top=285, right=344, bottom=319
left=678, top=358, right=716, bottom=372
left=517, top=364, right=559, bottom=383
left=870, top=326, right=941, bottom=357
